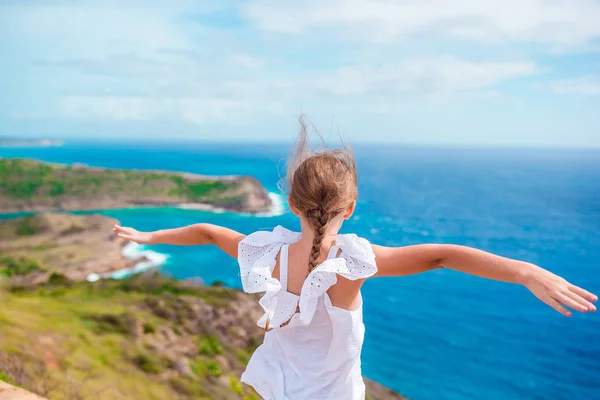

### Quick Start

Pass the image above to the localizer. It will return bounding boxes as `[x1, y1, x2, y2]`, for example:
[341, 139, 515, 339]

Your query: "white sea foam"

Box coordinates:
[177, 191, 286, 217]
[86, 273, 101, 282]
[112, 242, 169, 279]
[255, 192, 286, 217]
[177, 203, 227, 213]
[85, 242, 169, 282]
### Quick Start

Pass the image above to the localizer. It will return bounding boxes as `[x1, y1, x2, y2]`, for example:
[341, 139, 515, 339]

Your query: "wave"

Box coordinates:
[255, 191, 287, 217]
[176, 203, 227, 213]
[177, 191, 286, 218]
[86, 242, 170, 282]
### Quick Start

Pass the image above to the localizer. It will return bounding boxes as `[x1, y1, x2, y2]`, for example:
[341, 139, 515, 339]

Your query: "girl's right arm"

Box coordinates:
[372, 243, 597, 316]
[113, 224, 245, 258]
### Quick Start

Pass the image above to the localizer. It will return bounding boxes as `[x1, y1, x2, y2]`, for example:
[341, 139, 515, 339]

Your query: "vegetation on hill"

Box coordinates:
[0, 273, 263, 400]
[0, 254, 45, 277]
[0, 273, 404, 400]
[0, 158, 271, 213]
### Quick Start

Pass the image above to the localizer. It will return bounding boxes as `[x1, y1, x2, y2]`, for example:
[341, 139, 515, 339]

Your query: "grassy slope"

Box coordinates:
[0, 276, 261, 400]
[0, 276, 406, 400]
[0, 159, 261, 211]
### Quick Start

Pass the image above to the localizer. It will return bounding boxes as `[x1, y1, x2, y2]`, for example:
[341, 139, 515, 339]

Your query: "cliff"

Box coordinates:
[0, 213, 139, 281]
[0, 159, 272, 214]
[0, 213, 407, 400]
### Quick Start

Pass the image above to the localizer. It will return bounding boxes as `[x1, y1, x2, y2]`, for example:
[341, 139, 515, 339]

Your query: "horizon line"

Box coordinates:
[2, 137, 600, 151]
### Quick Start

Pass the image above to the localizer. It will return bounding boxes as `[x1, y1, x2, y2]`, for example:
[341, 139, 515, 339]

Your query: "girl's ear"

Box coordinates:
[288, 196, 300, 216]
[343, 200, 356, 220]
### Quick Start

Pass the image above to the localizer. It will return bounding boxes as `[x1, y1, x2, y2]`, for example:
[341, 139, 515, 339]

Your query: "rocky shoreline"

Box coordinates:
[0, 213, 143, 282]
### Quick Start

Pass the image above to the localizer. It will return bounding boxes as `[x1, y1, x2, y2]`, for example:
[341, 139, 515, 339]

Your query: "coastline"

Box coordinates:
[0, 190, 286, 284]
[83, 191, 285, 282]
[178, 191, 287, 216]
[86, 242, 170, 282]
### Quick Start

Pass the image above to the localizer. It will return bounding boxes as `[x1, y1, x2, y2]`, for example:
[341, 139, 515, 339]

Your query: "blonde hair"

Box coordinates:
[283, 115, 358, 273]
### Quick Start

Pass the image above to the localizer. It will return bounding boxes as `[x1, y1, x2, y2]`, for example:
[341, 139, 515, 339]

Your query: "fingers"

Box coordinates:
[568, 284, 598, 303]
[113, 225, 134, 235]
[555, 293, 588, 313]
[564, 290, 596, 312]
[547, 298, 572, 317]
[117, 233, 136, 242]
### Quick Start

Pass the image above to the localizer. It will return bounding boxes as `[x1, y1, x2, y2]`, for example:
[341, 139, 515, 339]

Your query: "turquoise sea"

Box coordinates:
[2, 141, 599, 400]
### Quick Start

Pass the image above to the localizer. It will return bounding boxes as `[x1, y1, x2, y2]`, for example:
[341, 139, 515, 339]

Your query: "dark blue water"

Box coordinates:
[2, 142, 599, 400]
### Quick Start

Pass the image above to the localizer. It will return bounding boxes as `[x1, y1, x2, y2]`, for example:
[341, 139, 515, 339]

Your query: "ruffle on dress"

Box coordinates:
[238, 226, 377, 330]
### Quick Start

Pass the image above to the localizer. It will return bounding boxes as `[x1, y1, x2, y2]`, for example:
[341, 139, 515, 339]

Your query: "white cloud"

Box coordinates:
[315, 57, 539, 96]
[243, 0, 600, 46]
[231, 54, 265, 68]
[553, 76, 600, 95]
[177, 98, 247, 124]
[56, 56, 538, 124]
[63, 96, 159, 121]
[1, 0, 222, 60]
[61, 95, 251, 124]
[60, 90, 288, 125]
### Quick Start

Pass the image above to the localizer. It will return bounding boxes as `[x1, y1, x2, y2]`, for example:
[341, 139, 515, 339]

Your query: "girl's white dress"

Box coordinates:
[237, 226, 378, 400]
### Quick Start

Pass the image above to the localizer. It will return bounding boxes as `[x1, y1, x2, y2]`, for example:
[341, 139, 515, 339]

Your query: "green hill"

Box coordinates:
[0, 159, 271, 213]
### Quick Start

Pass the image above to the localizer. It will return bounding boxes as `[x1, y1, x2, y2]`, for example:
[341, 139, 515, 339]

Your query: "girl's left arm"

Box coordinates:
[372, 244, 597, 316]
[113, 224, 245, 258]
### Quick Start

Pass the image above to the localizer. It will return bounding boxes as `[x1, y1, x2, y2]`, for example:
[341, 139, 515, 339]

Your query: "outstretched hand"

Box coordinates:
[525, 268, 597, 317]
[113, 225, 155, 245]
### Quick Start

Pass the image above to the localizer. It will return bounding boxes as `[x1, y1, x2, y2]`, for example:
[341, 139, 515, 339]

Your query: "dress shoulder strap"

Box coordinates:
[279, 244, 289, 292]
[326, 245, 341, 260]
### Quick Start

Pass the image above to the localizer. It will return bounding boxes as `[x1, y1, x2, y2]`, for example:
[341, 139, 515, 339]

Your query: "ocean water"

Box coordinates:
[2, 141, 599, 400]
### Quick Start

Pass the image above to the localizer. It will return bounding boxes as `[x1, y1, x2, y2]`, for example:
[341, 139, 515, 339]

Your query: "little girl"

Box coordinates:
[114, 122, 597, 400]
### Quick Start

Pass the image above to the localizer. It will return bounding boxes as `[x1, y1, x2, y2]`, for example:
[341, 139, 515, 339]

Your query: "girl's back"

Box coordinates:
[238, 226, 377, 399]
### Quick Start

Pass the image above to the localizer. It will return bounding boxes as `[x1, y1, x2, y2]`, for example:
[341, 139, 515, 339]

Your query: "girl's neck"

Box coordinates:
[297, 218, 340, 250]
[297, 230, 337, 250]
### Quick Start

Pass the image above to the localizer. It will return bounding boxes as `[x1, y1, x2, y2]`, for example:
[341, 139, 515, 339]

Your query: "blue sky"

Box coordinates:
[1, 0, 599, 147]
